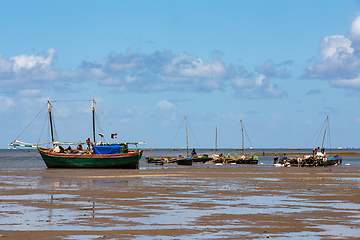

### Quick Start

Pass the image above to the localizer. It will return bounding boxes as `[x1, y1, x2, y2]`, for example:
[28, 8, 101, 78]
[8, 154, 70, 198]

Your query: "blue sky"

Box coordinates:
[1, 0, 360, 149]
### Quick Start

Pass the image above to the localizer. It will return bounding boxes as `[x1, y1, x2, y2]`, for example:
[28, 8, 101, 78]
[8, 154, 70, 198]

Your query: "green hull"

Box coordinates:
[38, 147, 142, 169]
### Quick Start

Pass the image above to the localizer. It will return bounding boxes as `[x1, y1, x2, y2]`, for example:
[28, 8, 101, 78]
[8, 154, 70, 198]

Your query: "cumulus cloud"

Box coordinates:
[255, 60, 292, 79]
[0, 49, 59, 91]
[229, 62, 287, 98]
[74, 49, 286, 97]
[303, 15, 360, 90]
[1, 48, 287, 99]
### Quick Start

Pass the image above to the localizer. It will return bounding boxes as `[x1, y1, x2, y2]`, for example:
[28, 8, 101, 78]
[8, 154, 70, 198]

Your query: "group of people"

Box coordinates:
[60, 138, 92, 153]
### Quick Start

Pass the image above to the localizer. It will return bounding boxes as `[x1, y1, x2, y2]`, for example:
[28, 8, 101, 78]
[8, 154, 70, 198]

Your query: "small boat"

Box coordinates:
[10, 99, 144, 169]
[326, 154, 342, 165]
[192, 154, 213, 163]
[273, 117, 342, 167]
[236, 155, 258, 164]
[233, 120, 258, 165]
[146, 156, 176, 164]
[177, 156, 193, 166]
[305, 116, 341, 167]
[174, 116, 194, 166]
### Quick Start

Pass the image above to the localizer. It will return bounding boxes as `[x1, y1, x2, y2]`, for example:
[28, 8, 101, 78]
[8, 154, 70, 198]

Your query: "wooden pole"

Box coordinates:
[185, 116, 188, 156]
[92, 99, 96, 144]
[321, 116, 328, 150]
[47, 101, 55, 148]
[240, 120, 244, 155]
[215, 125, 217, 154]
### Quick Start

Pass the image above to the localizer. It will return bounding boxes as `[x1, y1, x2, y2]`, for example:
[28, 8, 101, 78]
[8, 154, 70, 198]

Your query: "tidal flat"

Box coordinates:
[0, 161, 359, 239]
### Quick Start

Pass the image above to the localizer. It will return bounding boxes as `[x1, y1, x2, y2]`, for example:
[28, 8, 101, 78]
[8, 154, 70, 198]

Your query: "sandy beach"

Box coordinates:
[0, 161, 359, 239]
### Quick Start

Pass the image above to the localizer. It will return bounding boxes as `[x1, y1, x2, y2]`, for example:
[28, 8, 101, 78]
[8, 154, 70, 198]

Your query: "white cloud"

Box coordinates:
[1, 48, 287, 99]
[303, 15, 360, 90]
[0, 49, 59, 90]
[255, 60, 292, 78]
[255, 74, 265, 86]
[164, 54, 226, 79]
[156, 100, 176, 110]
[320, 35, 353, 60]
[0, 96, 15, 112]
[349, 16, 360, 44]
[330, 76, 360, 88]
[11, 48, 56, 72]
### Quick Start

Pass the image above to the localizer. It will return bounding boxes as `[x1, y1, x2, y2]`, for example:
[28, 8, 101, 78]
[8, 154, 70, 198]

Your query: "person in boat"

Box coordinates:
[191, 148, 197, 156]
[321, 147, 325, 154]
[66, 146, 74, 153]
[86, 138, 91, 149]
[77, 144, 83, 150]
[279, 154, 287, 163]
[313, 147, 319, 156]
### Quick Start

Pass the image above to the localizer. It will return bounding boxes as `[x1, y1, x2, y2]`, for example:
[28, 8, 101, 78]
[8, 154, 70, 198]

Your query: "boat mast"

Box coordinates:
[321, 116, 328, 150]
[240, 120, 244, 155]
[215, 125, 217, 154]
[92, 99, 96, 144]
[185, 116, 188, 156]
[47, 100, 55, 147]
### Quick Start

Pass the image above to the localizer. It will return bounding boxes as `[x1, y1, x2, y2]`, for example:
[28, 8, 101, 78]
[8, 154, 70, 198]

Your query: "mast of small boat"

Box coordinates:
[321, 116, 328, 150]
[240, 120, 244, 155]
[185, 116, 188, 156]
[215, 125, 217, 154]
[92, 99, 96, 144]
[47, 100, 55, 148]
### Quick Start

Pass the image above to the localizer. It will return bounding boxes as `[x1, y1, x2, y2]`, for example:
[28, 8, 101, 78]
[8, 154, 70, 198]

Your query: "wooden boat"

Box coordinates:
[174, 116, 194, 166]
[38, 145, 141, 168]
[177, 156, 193, 166]
[10, 99, 144, 169]
[274, 116, 341, 167]
[236, 155, 258, 164]
[233, 120, 258, 164]
[307, 117, 341, 166]
[326, 155, 341, 165]
[192, 154, 213, 163]
[146, 156, 176, 164]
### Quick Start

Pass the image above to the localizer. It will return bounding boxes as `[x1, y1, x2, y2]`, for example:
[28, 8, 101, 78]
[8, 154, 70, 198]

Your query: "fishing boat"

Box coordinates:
[10, 99, 144, 169]
[235, 120, 258, 164]
[174, 116, 193, 166]
[274, 116, 341, 167]
[313, 116, 341, 166]
[177, 156, 193, 166]
[192, 154, 212, 163]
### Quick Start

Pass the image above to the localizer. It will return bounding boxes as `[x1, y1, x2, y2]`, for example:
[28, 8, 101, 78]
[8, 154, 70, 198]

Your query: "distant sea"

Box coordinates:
[1, 148, 360, 169]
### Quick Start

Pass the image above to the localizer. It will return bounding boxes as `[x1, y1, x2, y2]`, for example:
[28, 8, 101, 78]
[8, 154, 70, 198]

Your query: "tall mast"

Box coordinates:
[185, 116, 188, 156]
[92, 99, 96, 144]
[240, 120, 244, 155]
[215, 125, 217, 154]
[321, 116, 328, 150]
[47, 101, 55, 147]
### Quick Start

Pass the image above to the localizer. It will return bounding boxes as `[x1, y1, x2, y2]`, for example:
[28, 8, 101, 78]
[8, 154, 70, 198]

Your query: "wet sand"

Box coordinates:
[0, 164, 359, 239]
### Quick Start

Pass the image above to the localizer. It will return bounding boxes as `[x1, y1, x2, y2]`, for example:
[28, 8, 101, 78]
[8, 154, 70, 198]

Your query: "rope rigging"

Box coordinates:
[169, 117, 201, 149]
[304, 117, 330, 149]
[11, 99, 143, 148]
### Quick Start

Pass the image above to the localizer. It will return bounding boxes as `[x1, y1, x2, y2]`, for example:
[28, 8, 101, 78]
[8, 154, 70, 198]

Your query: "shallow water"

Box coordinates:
[0, 149, 360, 239]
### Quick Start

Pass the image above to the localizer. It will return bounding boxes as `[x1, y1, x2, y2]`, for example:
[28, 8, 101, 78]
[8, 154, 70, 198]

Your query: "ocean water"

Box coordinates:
[1, 148, 360, 169]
